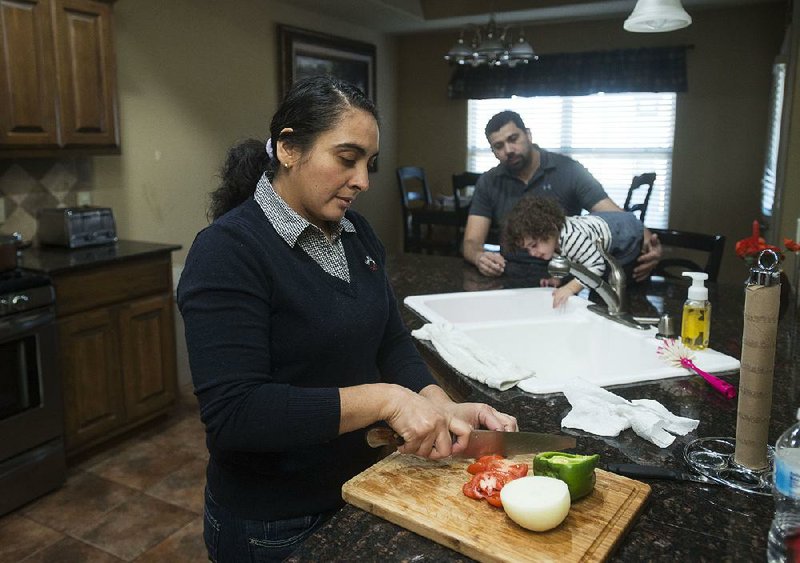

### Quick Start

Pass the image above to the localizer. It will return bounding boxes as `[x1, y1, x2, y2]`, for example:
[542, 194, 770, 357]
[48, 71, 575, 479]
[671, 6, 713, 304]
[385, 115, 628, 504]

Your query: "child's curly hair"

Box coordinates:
[502, 196, 565, 252]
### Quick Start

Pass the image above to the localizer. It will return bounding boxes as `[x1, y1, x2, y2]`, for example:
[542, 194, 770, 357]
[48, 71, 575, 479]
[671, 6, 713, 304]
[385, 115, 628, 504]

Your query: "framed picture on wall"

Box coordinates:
[278, 25, 376, 102]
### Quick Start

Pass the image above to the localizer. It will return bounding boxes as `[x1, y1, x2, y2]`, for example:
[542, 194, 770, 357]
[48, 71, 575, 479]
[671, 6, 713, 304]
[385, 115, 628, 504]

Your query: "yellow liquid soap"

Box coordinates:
[682, 304, 711, 350]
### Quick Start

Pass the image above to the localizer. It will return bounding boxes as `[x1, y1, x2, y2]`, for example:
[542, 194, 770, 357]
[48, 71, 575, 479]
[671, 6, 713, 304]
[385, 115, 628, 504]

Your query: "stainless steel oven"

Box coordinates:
[0, 270, 65, 517]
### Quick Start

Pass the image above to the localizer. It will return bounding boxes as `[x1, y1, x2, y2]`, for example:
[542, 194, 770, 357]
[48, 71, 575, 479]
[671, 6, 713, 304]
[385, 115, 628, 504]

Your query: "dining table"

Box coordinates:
[408, 196, 471, 255]
[287, 252, 799, 562]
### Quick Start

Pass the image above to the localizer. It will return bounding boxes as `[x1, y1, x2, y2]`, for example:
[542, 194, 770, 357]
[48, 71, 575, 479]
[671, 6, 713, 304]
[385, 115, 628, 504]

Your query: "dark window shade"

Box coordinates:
[449, 46, 689, 100]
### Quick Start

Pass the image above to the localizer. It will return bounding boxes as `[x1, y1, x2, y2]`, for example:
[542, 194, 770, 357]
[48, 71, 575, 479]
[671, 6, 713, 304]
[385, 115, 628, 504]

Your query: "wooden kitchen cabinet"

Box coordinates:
[0, 0, 118, 154]
[59, 305, 124, 448]
[118, 293, 177, 423]
[54, 253, 177, 456]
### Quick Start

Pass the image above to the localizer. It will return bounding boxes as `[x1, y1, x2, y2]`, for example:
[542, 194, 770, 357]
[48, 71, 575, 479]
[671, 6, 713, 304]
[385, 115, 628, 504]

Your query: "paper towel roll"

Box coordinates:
[734, 282, 780, 470]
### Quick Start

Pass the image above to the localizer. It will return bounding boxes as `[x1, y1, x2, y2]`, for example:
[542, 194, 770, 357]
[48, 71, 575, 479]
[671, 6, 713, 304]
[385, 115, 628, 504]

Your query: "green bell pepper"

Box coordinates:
[533, 452, 600, 501]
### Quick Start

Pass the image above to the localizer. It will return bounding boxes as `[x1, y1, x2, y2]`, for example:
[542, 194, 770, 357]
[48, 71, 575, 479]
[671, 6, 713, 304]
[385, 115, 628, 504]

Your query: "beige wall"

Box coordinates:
[90, 0, 400, 267]
[396, 4, 786, 285]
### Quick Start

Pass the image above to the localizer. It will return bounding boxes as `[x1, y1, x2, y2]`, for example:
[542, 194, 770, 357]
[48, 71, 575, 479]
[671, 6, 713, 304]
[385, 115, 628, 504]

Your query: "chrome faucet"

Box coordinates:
[547, 239, 649, 330]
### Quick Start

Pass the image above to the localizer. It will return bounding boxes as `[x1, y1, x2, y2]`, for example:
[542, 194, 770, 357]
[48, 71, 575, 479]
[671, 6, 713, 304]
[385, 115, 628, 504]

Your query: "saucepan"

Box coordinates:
[0, 232, 24, 273]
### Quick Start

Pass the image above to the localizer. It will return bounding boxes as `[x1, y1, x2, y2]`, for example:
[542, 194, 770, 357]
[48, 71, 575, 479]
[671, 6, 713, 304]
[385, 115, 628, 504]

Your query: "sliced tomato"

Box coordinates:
[477, 454, 505, 463]
[467, 454, 507, 475]
[462, 457, 529, 507]
[485, 493, 504, 508]
[466, 470, 509, 497]
[464, 470, 502, 499]
[462, 477, 484, 499]
[479, 470, 509, 496]
[506, 463, 529, 479]
[475, 470, 509, 508]
[466, 463, 482, 475]
[467, 456, 529, 478]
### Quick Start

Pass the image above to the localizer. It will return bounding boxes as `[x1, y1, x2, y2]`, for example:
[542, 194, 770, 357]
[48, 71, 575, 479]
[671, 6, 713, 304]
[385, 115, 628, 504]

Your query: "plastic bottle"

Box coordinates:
[681, 272, 711, 350]
[767, 409, 800, 562]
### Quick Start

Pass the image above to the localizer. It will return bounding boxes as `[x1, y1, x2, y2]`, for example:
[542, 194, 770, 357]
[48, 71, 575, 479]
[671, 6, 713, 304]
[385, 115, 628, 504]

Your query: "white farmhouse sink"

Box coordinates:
[404, 288, 740, 394]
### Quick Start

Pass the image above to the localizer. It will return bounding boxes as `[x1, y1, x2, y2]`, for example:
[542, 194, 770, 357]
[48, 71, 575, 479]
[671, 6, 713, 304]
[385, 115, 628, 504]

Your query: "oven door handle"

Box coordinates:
[0, 307, 55, 339]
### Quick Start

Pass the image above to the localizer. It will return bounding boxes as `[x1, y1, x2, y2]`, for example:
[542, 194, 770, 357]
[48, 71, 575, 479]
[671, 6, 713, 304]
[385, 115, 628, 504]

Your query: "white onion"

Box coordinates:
[499, 476, 571, 532]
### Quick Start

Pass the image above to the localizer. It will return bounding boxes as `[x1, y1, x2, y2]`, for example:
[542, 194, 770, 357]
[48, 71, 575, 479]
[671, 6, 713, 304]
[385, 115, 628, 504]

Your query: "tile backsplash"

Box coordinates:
[0, 158, 92, 241]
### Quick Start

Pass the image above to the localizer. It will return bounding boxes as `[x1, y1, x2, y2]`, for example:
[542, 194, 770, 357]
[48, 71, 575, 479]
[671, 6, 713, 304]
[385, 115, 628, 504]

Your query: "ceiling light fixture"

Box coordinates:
[624, 0, 692, 33]
[444, 14, 538, 67]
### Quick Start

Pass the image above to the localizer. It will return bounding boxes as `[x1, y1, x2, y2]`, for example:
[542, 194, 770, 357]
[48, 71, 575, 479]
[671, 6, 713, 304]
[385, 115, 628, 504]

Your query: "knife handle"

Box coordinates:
[605, 463, 683, 481]
[366, 427, 404, 448]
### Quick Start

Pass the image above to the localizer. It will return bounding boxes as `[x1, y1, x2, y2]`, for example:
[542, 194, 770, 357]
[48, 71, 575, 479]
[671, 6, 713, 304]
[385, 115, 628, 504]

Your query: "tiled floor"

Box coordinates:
[0, 387, 209, 563]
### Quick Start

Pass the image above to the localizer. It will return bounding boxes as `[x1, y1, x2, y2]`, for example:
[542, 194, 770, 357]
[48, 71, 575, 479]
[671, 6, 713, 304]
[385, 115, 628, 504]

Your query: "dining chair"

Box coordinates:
[396, 166, 455, 254]
[623, 172, 656, 224]
[451, 171, 481, 213]
[649, 228, 726, 282]
[450, 172, 481, 252]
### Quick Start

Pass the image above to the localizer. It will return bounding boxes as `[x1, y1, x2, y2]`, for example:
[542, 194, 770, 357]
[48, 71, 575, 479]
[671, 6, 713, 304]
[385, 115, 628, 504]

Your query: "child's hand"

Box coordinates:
[552, 286, 576, 309]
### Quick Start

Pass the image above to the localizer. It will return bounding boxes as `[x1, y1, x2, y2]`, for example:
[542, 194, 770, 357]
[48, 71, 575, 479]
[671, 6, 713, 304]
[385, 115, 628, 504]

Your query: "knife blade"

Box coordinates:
[366, 427, 576, 458]
[605, 462, 720, 485]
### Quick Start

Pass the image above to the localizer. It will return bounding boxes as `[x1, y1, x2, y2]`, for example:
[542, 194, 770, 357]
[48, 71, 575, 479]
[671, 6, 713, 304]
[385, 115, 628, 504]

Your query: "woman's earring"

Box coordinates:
[283, 162, 290, 169]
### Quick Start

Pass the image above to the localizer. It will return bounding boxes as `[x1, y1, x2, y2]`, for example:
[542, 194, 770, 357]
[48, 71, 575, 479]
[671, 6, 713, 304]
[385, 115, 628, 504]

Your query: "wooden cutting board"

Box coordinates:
[342, 452, 650, 563]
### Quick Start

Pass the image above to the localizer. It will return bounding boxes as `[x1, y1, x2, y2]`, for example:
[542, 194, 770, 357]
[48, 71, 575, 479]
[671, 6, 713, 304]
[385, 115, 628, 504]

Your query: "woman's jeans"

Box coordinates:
[203, 487, 334, 562]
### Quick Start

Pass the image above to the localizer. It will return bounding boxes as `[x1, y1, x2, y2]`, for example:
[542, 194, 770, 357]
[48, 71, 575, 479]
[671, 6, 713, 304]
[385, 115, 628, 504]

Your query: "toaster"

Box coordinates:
[37, 207, 118, 248]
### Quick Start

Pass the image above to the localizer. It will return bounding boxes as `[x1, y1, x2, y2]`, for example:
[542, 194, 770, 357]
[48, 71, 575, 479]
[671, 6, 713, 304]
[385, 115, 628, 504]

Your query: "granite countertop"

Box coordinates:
[288, 253, 800, 562]
[20, 240, 182, 274]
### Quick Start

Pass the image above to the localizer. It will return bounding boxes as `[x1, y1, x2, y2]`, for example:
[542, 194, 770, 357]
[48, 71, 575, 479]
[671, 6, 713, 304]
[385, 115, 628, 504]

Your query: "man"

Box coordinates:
[462, 110, 661, 280]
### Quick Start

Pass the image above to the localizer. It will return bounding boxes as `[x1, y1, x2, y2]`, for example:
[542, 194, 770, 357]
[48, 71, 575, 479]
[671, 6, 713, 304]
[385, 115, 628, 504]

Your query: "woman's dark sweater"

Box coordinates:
[177, 199, 434, 521]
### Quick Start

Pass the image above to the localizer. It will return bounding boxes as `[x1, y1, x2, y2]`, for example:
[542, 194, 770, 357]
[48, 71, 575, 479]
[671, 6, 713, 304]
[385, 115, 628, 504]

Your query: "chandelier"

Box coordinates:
[444, 15, 538, 68]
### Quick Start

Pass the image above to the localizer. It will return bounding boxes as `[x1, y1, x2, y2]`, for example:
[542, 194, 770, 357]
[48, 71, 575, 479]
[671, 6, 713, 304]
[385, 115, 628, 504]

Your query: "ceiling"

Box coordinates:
[281, 0, 784, 33]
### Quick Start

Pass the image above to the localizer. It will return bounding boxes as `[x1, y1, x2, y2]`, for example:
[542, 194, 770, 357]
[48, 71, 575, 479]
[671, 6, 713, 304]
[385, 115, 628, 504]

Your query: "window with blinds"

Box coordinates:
[760, 61, 786, 219]
[467, 93, 677, 228]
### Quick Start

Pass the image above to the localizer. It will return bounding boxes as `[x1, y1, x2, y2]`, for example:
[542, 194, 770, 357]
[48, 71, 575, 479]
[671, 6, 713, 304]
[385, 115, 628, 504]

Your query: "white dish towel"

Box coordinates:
[560, 378, 699, 448]
[411, 322, 534, 391]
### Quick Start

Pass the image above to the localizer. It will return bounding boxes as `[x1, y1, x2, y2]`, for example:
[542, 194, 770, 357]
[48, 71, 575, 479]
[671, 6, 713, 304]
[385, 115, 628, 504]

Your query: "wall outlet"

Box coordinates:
[0, 197, 5, 223]
[77, 191, 92, 207]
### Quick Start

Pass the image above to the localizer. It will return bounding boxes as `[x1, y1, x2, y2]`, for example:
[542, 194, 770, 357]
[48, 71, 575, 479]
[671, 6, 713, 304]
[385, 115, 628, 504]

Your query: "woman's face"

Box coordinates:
[276, 108, 379, 232]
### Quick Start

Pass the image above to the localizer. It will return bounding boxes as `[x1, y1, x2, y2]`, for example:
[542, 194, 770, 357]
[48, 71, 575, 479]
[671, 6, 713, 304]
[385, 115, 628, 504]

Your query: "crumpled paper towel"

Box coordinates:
[560, 378, 699, 448]
[411, 322, 534, 391]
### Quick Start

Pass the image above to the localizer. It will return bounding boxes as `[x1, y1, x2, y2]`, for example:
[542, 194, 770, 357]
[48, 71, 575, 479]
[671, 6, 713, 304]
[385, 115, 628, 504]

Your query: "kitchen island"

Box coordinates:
[288, 252, 798, 562]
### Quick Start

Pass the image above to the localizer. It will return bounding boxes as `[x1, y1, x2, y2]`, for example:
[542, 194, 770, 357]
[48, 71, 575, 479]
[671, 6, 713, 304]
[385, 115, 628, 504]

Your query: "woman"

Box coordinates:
[178, 76, 517, 562]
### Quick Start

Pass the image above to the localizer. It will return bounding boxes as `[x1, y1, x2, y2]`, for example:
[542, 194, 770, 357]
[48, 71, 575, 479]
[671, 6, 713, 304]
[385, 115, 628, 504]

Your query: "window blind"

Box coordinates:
[760, 62, 786, 218]
[467, 92, 677, 229]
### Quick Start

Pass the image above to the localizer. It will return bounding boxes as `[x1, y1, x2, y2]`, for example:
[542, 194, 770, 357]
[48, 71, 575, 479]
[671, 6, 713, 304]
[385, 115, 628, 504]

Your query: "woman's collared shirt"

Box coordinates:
[254, 173, 354, 282]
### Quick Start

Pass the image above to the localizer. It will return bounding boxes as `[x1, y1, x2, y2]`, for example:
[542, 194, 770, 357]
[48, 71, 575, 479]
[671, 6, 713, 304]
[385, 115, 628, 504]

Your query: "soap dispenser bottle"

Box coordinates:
[681, 272, 711, 350]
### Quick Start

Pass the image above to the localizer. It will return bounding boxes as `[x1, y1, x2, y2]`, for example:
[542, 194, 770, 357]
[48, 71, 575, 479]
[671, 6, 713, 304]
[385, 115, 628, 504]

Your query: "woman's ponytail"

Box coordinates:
[208, 139, 270, 221]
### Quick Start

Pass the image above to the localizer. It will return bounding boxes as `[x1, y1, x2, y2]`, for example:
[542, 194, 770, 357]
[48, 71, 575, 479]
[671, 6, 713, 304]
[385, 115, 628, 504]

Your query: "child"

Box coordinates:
[502, 195, 643, 308]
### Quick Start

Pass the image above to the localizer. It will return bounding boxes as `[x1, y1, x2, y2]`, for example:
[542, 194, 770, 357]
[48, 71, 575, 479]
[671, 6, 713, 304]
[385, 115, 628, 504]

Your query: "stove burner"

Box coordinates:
[0, 268, 51, 294]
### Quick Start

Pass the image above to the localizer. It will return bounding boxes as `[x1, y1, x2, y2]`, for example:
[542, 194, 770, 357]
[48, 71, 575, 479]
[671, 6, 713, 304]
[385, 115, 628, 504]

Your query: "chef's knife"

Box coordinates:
[366, 427, 576, 458]
[605, 462, 720, 486]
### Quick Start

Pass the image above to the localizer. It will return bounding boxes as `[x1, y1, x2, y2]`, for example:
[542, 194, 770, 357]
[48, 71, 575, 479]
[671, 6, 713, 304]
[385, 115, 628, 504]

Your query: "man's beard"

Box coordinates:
[504, 148, 530, 173]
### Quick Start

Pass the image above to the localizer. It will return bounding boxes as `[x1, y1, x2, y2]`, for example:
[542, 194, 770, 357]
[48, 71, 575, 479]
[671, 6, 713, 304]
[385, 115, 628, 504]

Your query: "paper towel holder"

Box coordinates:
[684, 437, 773, 496]
[747, 248, 781, 286]
[682, 248, 783, 496]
